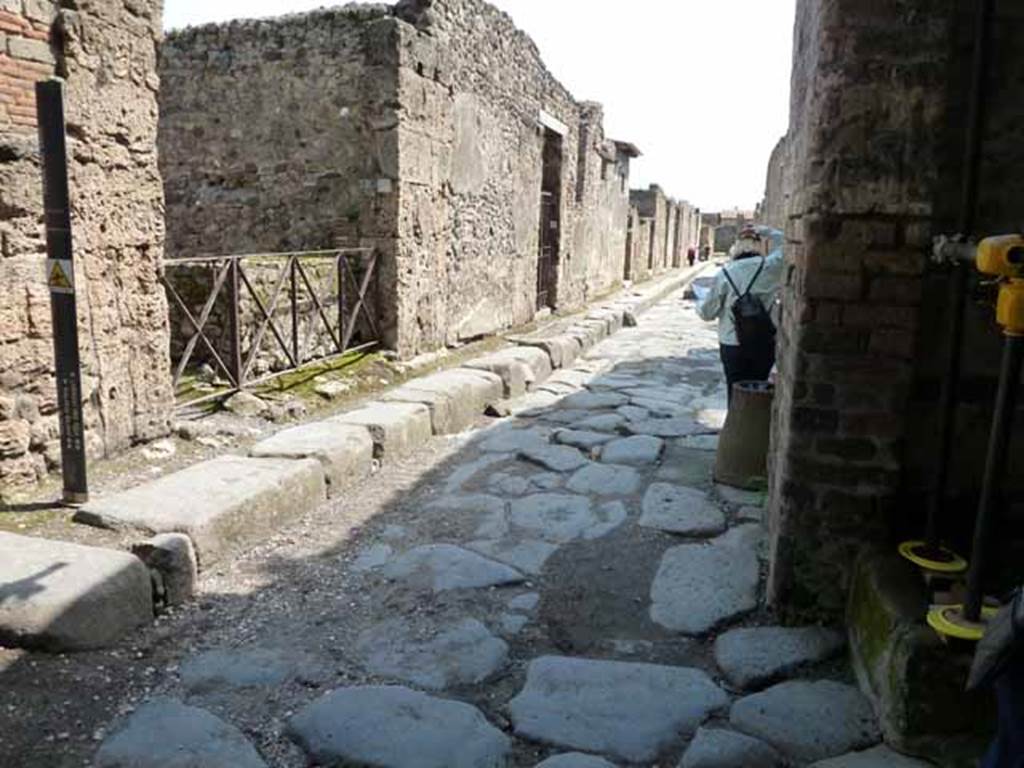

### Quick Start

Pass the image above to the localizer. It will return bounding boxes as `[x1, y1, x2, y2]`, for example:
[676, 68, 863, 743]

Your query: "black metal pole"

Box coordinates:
[926, 0, 995, 549]
[964, 334, 1024, 622]
[36, 80, 88, 504]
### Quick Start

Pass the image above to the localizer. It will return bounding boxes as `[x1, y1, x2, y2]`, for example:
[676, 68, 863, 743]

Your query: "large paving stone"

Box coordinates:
[639, 484, 725, 536]
[626, 417, 705, 438]
[600, 435, 664, 465]
[512, 336, 580, 369]
[0, 532, 152, 651]
[810, 745, 936, 767]
[95, 698, 266, 767]
[729, 680, 881, 763]
[333, 401, 432, 459]
[649, 527, 760, 634]
[554, 429, 615, 451]
[478, 426, 551, 453]
[250, 421, 372, 495]
[520, 443, 590, 472]
[381, 544, 524, 591]
[356, 618, 508, 690]
[678, 727, 783, 768]
[572, 413, 626, 433]
[509, 656, 728, 763]
[536, 753, 618, 768]
[562, 391, 629, 410]
[566, 463, 641, 496]
[181, 646, 322, 693]
[75, 455, 326, 566]
[509, 494, 626, 542]
[714, 626, 846, 690]
[288, 686, 510, 768]
[467, 539, 559, 575]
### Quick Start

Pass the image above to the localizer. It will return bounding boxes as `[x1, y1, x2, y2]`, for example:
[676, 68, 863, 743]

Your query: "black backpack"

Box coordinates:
[723, 257, 776, 348]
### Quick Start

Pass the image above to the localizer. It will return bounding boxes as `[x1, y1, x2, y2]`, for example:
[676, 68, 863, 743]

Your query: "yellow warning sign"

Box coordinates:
[47, 259, 74, 295]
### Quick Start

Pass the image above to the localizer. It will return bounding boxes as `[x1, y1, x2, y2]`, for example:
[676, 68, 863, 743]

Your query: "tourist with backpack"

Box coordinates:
[695, 229, 783, 404]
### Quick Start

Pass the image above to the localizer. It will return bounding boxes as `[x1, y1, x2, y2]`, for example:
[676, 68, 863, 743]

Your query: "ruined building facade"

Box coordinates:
[159, 0, 693, 359]
[624, 185, 701, 282]
[0, 0, 170, 494]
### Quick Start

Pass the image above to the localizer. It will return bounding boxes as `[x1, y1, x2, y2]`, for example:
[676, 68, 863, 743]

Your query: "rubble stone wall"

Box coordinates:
[766, 0, 1024, 620]
[760, 134, 790, 230]
[0, 0, 170, 496]
[628, 186, 670, 282]
[160, 0, 637, 359]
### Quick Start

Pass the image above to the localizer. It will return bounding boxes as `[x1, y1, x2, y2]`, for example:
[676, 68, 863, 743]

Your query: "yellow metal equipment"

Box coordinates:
[927, 234, 1024, 642]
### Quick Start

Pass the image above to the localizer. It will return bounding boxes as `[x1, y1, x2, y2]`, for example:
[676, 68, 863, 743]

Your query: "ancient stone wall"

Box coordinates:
[628, 185, 670, 282]
[160, 0, 638, 359]
[0, 0, 170, 496]
[766, 0, 1024, 620]
[760, 134, 790, 230]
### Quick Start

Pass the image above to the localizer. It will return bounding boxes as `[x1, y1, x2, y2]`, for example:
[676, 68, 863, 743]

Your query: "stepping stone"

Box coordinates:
[467, 539, 559, 575]
[356, 618, 508, 690]
[250, 421, 372, 496]
[181, 647, 319, 693]
[566, 463, 641, 496]
[555, 429, 615, 451]
[600, 435, 664, 465]
[714, 626, 846, 690]
[520, 443, 590, 473]
[639, 484, 725, 536]
[288, 686, 510, 768]
[334, 402, 433, 459]
[679, 727, 783, 768]
[649, 528, 760, 633]
[729, 680, 880, 763]
[572, 413, 626, 433]
[0, 532, 152, 651]
[352, 543, 394, 572]
[380, 545, 524, 591]
[96, 698, 266, 767]
[509, 494, 625, 542]
[715, 484, 765, 507]
[626, 417, 704, 438]
[562, 391, 629, 410]
[509, 656, 728, 763]
[75, 455, 326, 566]
[537, 753, 619, 767]
[810, 745, 936, 767]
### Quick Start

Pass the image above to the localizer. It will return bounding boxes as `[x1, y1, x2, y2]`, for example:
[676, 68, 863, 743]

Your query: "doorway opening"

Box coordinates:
[536, 129, 563, 311]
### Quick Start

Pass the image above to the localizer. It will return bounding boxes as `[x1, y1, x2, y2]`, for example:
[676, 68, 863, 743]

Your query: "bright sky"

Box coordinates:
[163, 1, 796, 212]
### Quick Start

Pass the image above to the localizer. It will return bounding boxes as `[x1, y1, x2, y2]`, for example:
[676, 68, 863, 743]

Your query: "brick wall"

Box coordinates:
[0, 0, 170, 499]
[766, 0, 1024, 620]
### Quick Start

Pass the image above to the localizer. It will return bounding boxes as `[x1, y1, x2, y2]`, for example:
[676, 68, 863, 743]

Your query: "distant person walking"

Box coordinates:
[687, 246, 697, 267]
[695, 228, 782, 404]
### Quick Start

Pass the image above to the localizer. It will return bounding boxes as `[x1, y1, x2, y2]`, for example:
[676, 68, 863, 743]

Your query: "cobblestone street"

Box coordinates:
[2, 289, 922, 767]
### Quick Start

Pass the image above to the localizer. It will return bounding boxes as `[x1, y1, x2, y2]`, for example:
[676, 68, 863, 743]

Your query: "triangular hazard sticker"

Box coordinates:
[47, 259, 75, 294]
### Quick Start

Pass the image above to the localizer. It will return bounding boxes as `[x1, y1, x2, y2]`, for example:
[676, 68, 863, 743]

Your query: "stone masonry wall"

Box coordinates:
[0, 0, 170, 497]
[760, 134, 790, 230]
[767, 0, 1024, 620]
[628, 185, 670, 282]
[161, 0, 638, 359]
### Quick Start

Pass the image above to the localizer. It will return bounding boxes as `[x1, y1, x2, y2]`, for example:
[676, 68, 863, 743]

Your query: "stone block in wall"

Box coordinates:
[7, 35, 53, 64]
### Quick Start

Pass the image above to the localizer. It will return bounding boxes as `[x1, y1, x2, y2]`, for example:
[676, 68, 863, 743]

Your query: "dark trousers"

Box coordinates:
[982, 654, 1024, 768]
[721, 342, 775, 404]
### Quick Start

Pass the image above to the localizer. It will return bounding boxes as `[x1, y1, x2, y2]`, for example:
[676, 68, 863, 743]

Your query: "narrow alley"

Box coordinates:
[2, 288, 904, 767]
